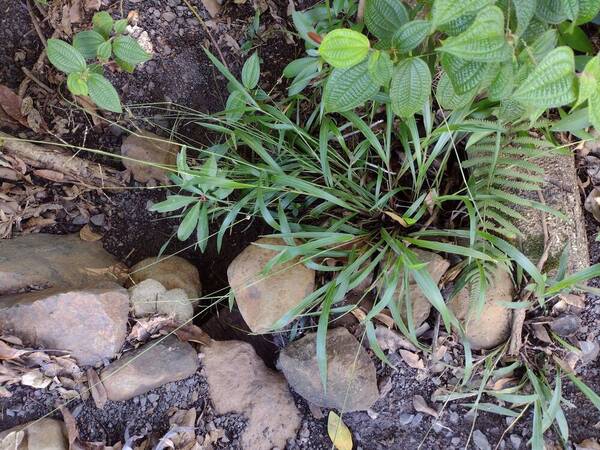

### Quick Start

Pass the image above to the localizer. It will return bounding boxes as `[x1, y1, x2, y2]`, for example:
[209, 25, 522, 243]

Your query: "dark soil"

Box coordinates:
[1, 0, 600, 448]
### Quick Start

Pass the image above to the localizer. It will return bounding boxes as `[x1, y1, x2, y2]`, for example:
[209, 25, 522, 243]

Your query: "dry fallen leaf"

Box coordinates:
[79, 224, 103, 242]
[87, 368, 107, 409]
[163, 323, 211, 345]
[0, 430, 25, 450]
[21, 369, 52, 389]
[327, 411, 353, 450]
[0, 85, 28, 126]
[412, 395, 438, 418]
[0, 340, 26, 360]
[399, 349, 425, 370]
[577, 439, 600, 450]
[375, 326, 416, 353]
[383, 210, 409, 227]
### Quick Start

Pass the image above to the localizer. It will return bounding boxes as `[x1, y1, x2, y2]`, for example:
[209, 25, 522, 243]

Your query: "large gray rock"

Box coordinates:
[0, 233, 121, 295]
[448, 267, 514, 350]
[0, 283, 129, 365]
[393, 249, 450, 327]
[0, 418, 67, 450]
[121, 130, 178, 183]
[278, 327, 379, 411]
[128, 256, 201, 299]
[101, 336, 198, 401]
[227, 237, 315, 333]
[203, 339, 301, 450]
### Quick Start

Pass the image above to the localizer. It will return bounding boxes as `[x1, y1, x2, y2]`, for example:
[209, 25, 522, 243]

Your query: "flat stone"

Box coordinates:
[278, 327, 379, 411]
[157, 288, 193, 323]
[0, 233, 122, 295]
[0, 418, 67, 449]
[516, 153, 589, 273]
[0, 283, 129, 365]
[101, 336, 198, 401]
[203, 339, 301, 450]
[448, 267, 513, 350]
[121, 130, 178, 183]
[387, 249, 449, 328]
[129, 278, 165, 316]
[227, 237, 315, 333]
[128, 256, 201, 299]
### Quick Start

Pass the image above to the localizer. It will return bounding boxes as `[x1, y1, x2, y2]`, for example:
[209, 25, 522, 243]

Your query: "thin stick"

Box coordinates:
[22, 67, 52, 93]
[26, 0, 47, 48]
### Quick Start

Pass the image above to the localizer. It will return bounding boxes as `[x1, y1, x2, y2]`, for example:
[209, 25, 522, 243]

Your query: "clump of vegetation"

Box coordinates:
[147, 0, 600, 444]
[47, 11, 151, 113]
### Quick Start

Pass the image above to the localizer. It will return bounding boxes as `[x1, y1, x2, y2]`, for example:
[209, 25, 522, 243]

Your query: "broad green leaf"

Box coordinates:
[225, 90, 246, 121]
[66, 72, 88, 96]
[93, 11, 114, 39]
[178, 202, 200, 241]
[327, 411, 353, 450]
[431, 0, 493, 27]
[115, 58, 135, 73]
[390, 57, 431, 118]
[367, 50, 393, 86]
[521, 17, 550, 43]
[319, 29, 370, 68]
[437, 7, 511, 62]
[87, 73, 122, 113]
[364, 0, 409, 41]
[590, 91, 600, 131]
[392, 20, 430, 53]
[435, 71, 475, 109]
[197, 203, 209, 252]
[73, 31, 105, 60]
[563, 0, 580, 21]
[575, 0, 600, 24]
[512, 46, 576, 108]
[437, 13, 476, 36]
[323, 60, 380, 112]
[518, 29, 558, 65]
[113, 18, 128, 34]
[112, 36, 151, 66]
[47, 39, 87, 74]
[513, 0, 537, 35]
[441, 53, 489, 94]
[488, 61, 515, 101]
[558, 23, 595, 53]
[575, 55, 600, 108]
[241, 52, 260, 89]
[97, 40, 112, 60]
[88, 64, 103, 75]
[535, 0, 567, 23]
[283, 57, 318, 78]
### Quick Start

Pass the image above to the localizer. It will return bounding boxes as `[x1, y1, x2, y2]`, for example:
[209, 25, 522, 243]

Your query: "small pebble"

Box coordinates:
[510, 434, 522, 449]
[162, 12, 177, 22]
[473, 430, 491, 450]
[550, 314, 580, 336]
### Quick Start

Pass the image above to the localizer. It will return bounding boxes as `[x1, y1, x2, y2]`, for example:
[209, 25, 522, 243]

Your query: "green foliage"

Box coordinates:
[390, 57, 431, 118]
[151, 0, 600, 440]
[46, 11, 150, 113]
[319, 29, 370, 68]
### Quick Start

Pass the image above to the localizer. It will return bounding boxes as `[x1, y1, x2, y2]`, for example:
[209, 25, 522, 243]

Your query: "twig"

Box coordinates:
[21, 67, 52, 93]
[508, 191, 550, 356]
[356, 0, 366, 22]
[26, 0, 47, 48]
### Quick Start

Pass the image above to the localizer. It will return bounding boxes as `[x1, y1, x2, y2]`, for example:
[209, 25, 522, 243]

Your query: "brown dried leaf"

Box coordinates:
[578, 439, 600, 449]
[79, 224, 103, 242]
[412, 394, 438, 418]
[0, 340, 26, 360]
[399, 349, 425, 370]
[0, 85, 27, 126]
[163, 323, 211, 345]
[533, 324, 552, 344]
[374, 326, 416, 353]
[59, 405, 80, 447]
[21, 369, 52, 389]
[33, 169, 66, 182]
[87, 368, 107, 409]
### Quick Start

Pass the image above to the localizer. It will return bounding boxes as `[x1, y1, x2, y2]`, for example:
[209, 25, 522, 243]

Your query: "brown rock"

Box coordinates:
[121, 130, 178, 183]
[393, 249, 450, 327]
[0, 418, 68, 449]
[227, 238, 315, 333]
[448, 268, 514, 350]
[278, 327, 379, 411]
[203, 340, 301, 450]
[0, 233, 122, 296]
[128, 256, 201, 299]
[0, 283, 129, 365]
[129, 278, 165, 316]
[101, 336, 198, 401]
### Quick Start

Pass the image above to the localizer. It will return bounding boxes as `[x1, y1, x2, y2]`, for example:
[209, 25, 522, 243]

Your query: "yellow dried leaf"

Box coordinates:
[383, 211, 408, 227]
[327, 411, 353, 450]
[79, 224, 103, 242]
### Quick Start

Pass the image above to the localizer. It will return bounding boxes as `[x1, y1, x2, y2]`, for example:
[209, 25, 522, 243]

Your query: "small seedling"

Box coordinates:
[47, 11, 151, 113]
